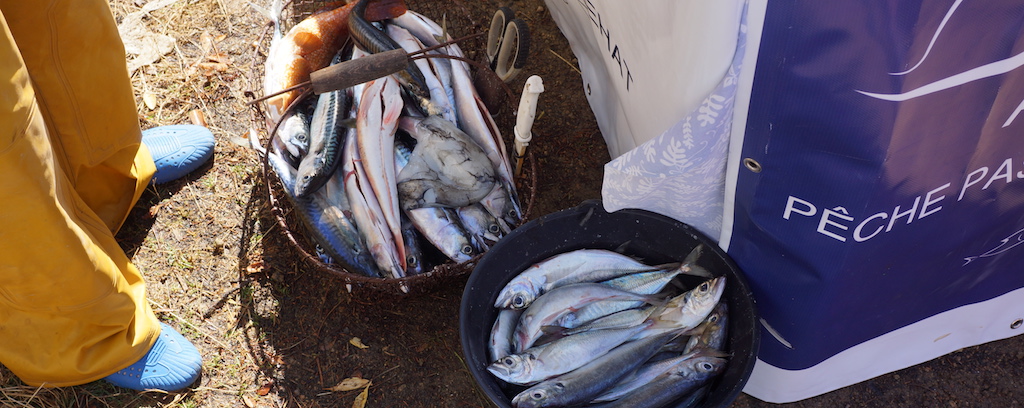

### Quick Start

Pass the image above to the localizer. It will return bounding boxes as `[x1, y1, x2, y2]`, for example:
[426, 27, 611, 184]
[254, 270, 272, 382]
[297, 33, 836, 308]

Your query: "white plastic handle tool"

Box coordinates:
[513, 75, 544, 177]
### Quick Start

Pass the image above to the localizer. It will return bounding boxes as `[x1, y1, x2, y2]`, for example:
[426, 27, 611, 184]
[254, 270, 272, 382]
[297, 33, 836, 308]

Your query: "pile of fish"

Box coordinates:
[487, 245, 731, 408]
[258, 0, 522, 282]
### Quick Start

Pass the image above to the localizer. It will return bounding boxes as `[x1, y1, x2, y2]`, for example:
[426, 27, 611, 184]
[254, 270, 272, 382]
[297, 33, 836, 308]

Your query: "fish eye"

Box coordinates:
[700, 362, 715, 370]
[461, 245, 474, 255]
[488, 224, 501, 234]
[531, 391, 545, 400]
[700, 282, 710, 292]
[502, 357, 515, 366]
[512, 295, 526, 308]
[708, 315, 719, 323]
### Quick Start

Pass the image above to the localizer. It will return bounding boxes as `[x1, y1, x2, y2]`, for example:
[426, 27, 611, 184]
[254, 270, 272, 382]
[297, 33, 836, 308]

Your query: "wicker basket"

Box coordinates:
[250, 2, 538, 296]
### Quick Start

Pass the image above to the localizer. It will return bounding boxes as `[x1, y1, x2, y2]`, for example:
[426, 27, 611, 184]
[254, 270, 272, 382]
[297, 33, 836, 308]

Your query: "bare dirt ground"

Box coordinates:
[1, 0, 1022, 407]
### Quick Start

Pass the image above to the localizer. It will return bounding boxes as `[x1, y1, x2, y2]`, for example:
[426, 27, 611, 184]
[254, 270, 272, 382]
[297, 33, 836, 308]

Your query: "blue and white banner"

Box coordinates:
[722, 0, 1024, 402]
[548, 0, 1024, 403]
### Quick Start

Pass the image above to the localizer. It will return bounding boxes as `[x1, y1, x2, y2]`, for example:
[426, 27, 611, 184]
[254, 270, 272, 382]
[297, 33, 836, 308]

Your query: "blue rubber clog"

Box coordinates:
[141, 125, 215, 184]
[103, 322, 203, 392]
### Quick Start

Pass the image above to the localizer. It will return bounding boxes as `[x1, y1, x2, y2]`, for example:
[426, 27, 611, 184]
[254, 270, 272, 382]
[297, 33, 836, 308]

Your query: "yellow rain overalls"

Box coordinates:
[0, 0, 161, 387]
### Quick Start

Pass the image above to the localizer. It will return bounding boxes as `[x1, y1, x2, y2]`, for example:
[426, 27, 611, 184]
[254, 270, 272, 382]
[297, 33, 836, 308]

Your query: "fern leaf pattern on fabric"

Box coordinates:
[602, 17, 747, 239]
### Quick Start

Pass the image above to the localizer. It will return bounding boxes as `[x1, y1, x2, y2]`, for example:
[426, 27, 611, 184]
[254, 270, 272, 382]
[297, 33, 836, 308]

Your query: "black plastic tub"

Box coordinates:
[460, 200, 759, 407]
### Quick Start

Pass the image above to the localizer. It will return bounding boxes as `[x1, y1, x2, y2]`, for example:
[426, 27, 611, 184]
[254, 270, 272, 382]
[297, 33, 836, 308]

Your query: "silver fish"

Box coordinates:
[601, 264, 700, 294]
[480, 183, 520, 228]
[396, 115, 497, 210]
[356, 74, 407, 270]
[490, 321, 651, 386]
[685, 302, 728, 353]
[273, 99, 313, 167]
[495, 249, 680, 310]
[294, 83, 348, 198]
[456, 203, 505, 251]
[556, 267, 691, 329]
[342, 123, 405, 278]
[514, 283, 660, 352]
[405, 207, 477, 263]
[644, 277, 727, 338]
[386, 24, 456, 123]
[600, 352, 728, 408]
[446, 31, 516, 187]
[400, 214, 426, 275]
[511, 330, 685, 408]
[389, 11, 457, 103]
[489, 308, 522, 363]
[554, 306, 659, 338]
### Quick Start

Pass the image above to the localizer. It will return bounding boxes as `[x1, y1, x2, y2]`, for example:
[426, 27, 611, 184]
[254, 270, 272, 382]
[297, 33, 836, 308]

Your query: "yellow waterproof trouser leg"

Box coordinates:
[0, 0, 161, 387]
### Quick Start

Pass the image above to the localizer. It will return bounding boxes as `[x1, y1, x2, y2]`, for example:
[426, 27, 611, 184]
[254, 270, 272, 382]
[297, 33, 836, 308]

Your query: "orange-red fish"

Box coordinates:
[263, 0, 407, 123]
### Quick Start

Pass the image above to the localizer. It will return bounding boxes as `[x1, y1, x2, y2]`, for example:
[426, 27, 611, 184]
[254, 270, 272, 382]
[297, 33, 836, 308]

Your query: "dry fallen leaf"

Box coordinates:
[350, 337, 369, 349]
[415, 342, 430, 353]
[256, 381, 273, 396]
[327, 377, 370, 392]
[189, 109, 207, 127]
[207, 52, 233, 64]
[199, 31, 214, 55]
[142, 91, 158, 110]
[352, 382, 370, 408]
[246, 261, 264, 275]
[198, 61, 230, 76]
[242, 394, 256, 408]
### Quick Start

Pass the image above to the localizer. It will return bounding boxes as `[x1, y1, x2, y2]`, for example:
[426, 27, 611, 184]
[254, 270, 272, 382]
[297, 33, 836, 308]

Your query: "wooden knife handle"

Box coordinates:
[309, 49, 410, 94]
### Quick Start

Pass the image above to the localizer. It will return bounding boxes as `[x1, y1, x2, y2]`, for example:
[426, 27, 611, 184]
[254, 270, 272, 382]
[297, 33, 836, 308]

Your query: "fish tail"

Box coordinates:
[683, 244, 704, 265]
[270, 0, 283, 39]
[250, 0, 282, 40]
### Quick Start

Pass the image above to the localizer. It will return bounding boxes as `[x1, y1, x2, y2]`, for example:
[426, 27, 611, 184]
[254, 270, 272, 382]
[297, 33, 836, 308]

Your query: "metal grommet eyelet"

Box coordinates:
[743, 158, 762, 173]
[1011, 318, 1023, 329]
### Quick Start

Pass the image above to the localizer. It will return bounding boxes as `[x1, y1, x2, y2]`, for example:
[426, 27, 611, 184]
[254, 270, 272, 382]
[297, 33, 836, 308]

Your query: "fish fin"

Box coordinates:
[644, 295, 699, 333]
[660, 333, 694, 353]
[683, 244, 704, 265]
[249, 126, 267, 155]
[639, 296, 675, 331]
[681, 264, 714, 279]
[250, 1, 280, 39]
[432, 13, 448, 44]
[538, 324, 564, 334]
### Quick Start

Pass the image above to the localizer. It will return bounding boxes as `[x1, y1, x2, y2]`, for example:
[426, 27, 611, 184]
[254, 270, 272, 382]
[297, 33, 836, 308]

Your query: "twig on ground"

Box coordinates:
[548, 48, 582, 75]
